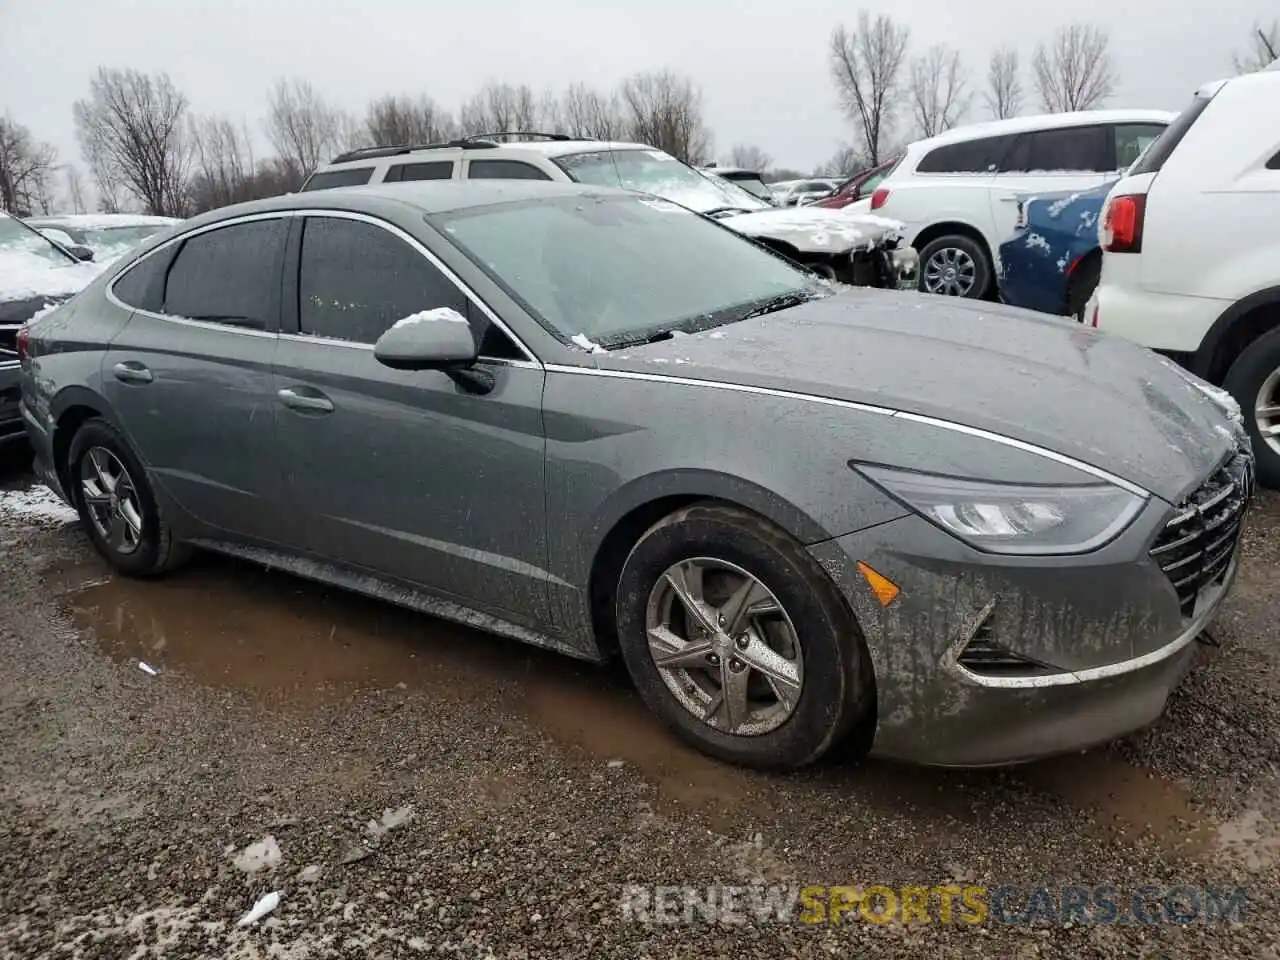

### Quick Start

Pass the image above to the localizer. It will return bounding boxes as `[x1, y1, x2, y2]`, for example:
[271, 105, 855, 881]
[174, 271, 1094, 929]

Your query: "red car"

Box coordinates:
[809, 156, 902, 210]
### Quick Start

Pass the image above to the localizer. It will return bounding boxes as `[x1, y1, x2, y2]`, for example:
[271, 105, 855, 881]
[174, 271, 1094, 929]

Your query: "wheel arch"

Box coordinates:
[912, 220, 992, 261]
[1191, 287, 1280, 384]
[49, 388, 121, 494]
[582, 471, 832, 658]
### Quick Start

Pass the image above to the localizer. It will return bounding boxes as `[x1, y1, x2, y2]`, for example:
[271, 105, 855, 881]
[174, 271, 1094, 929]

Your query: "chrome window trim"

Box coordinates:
[541, 363, 1149, 498]
[104, 208, 541, 367]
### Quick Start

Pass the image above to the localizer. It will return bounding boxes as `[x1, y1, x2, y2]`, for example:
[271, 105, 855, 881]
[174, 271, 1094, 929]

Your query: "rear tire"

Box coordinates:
[918, 234, 991, 299]
[1222, 327, 1280, 490]
[1064, 254, 1101, 323]
[67, 418, 189, 577]
[613, 502, 873, 770]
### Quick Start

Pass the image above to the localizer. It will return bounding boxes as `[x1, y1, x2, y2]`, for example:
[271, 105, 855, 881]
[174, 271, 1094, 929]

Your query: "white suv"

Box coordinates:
[302, 135, 918, 289]
[1093, 68, 1280, 487]
[859, 110, 1173, 298]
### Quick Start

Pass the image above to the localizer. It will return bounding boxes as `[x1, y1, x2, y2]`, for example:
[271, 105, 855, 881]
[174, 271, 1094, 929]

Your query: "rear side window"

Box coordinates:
[1003, 126, 1109, 173]
[301, 167, 375, 192]
[297, 217, 471, 344]
[468, 159, 552, 181]
[1267, 150, 1280, 170]
[1114, 124, 1168, 170]
[386, 161, 454, 182]
[1129, 95, 1213, 176]
[163, 220, 284, 330]
[917, 135, 1014, 173]
[112, 252, 169, 312]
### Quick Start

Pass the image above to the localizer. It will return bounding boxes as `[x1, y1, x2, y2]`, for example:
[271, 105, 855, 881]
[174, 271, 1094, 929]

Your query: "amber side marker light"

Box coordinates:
[855, 561, 900, 607]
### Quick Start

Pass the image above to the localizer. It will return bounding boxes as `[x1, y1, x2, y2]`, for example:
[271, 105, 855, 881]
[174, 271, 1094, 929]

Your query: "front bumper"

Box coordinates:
[886, 244, 919, 290]
[0, 361, 22, 446]
[810, 497, 1244, 767]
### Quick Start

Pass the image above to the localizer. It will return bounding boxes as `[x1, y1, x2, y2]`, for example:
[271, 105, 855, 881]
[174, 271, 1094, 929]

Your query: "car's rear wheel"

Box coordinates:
[1064, 254, 1101, 323]
[614, 502, 872, 770]
[68, 418, 188, 577]
[918, 235, 991, 299]
[1224, 328, 1280, 489]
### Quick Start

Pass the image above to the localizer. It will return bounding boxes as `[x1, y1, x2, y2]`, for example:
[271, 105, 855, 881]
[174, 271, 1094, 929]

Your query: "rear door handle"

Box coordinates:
[277, 387, 334, 413]
[112, 361, 153, 384]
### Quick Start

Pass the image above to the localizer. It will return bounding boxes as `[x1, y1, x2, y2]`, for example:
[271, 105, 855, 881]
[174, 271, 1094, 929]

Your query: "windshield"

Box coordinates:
[553, 149, 770, 215]
[434, 194, 821, 347]
[0, 215, 76, 265]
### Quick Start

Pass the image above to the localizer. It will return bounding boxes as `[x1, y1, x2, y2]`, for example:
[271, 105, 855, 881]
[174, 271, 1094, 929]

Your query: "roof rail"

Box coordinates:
[327, 138, 501, 165]
[462, 131, 589, 143]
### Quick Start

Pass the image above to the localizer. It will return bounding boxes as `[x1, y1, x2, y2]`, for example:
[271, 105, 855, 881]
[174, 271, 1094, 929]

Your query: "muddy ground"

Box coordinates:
[1, 446, 1279, 959]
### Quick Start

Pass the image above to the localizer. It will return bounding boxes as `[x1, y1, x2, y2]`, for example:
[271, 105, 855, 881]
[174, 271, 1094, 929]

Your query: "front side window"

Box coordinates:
[163, 219, 284, 329]
[434, 194, 820, 347]
[1113, 123, 1169, 170]
[468, 159, 552, 181]
[1016, 125, 1110, 173]
[300, 167, 375, 192]
[297, 217, 471, 345]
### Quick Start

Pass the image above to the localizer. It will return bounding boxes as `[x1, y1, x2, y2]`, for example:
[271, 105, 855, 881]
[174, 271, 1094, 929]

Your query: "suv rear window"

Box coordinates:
[917, 135, 1015, 174]
[386, 161, 454, 182]
[301, 167, 375, 192]
[1128, 95, 1213, 176]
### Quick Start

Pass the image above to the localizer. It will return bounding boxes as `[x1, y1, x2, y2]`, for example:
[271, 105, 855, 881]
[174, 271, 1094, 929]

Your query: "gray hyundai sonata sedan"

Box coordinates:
[16, 182, 1255, 769]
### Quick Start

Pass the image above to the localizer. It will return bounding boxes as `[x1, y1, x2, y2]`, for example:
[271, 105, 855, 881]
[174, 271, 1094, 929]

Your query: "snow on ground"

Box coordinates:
[0, 486, 78, 525]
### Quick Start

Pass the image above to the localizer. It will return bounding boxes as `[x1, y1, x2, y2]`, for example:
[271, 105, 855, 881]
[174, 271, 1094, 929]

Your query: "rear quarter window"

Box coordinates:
[1128, 96, 1213, 176]
[300, 167, 376, 192]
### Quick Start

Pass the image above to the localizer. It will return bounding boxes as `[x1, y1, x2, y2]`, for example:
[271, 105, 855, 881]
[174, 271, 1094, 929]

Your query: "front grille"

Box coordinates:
[1150, 455, 1252, 618]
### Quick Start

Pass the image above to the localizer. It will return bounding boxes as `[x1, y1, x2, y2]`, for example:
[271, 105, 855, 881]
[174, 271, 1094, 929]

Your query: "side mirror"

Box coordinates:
[373, 309, 478, 371]
[69, 245, 95, 262]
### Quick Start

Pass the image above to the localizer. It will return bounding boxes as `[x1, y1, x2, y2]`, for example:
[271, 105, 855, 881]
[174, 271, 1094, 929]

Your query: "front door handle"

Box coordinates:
[112, 361, 153, 384]
[277, 387, 334, 413]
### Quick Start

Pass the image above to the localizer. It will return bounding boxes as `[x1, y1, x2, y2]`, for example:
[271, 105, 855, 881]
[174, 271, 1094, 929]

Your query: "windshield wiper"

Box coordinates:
[600, 328, 678, 349]
[738, 290, 819, 321]
[701, 206, 755, 219]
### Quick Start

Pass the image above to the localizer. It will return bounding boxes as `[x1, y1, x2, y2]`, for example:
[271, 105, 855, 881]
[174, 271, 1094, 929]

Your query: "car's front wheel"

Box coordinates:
[1223, 327, 1280, 489]
[918, 235, 991, 299]
[67, 418, 188, 577]
[614, 503, 872, 770]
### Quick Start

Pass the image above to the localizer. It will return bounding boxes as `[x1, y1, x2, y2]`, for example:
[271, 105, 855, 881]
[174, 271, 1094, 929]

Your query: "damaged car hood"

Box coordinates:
[595, 288, 1236, 504]
[717, 207, 903, 255]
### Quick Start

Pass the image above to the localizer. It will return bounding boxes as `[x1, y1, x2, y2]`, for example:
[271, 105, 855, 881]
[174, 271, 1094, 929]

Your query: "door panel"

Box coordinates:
[273, 345, 551, 625]
[102, 216, 287, 541]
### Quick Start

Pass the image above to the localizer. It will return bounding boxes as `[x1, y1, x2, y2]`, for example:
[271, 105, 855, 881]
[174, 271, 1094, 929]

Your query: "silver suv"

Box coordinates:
[302, 133, 917, 289]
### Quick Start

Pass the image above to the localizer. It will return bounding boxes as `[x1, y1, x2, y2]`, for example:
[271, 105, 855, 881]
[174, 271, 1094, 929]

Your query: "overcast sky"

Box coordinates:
[1, 0, 1273, 191]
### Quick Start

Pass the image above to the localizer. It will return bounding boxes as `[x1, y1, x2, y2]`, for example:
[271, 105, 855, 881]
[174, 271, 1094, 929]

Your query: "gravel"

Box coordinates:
[2, 455, 1279, 958]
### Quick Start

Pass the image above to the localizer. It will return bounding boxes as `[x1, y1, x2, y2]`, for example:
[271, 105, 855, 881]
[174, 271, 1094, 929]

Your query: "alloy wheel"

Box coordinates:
[1257, 367, 1280, 456]
[923, 247, 977, 296]
[644, 557, 803, 736]
[79, 447, 144, 555]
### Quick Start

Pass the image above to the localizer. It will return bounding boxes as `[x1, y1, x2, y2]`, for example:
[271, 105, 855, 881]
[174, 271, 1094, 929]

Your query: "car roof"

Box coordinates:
[906, 109, 1177, 153]
[319, 139, 655, 170]
[27, 214, 180, 228]
[176, 180, 633, 230]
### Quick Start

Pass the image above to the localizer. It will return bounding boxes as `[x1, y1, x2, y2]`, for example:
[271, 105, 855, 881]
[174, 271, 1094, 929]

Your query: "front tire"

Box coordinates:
[614, 503, 873, 770]
[67, 418, 188, 577]
[1223, 327, 1280, 489]
[918, 234, 991, 299]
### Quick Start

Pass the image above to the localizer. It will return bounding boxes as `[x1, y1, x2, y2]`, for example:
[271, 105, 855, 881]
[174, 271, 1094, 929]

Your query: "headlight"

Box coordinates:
[859, 465, 1146, 555]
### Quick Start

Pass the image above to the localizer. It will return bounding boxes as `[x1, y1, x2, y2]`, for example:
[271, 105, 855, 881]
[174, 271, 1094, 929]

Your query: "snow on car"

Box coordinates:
[26, 214, 181, 266]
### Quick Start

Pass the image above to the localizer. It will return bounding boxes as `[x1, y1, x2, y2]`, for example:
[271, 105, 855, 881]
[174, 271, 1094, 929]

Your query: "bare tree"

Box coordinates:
[264, 79, 354, 187]
[365, 94, 456, 145]
[188, 115, 256, 212]
[65, 165, 87, 214]
[72, 69, 191, 216]
[910, 45, 971, 137]
[0, 115, 58, 215]
[829, 13, 910, 165]
[726, 143, 772, 171]
[556, 83, 626, 139]
[812, 144, 866, 177]
[1032, 24, 1116, 112]
[458, 82, 539, 136]
[985, 47, 1023, 119]
[1234, 21, 1279, 73]
[619, 71, 712, 163]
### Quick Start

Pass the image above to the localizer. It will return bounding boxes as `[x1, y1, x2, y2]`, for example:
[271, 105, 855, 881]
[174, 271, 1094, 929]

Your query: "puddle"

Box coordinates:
[1018, 752, 1215, 858]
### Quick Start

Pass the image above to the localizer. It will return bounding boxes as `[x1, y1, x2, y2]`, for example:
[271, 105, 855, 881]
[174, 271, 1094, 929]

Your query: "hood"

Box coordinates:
[1, 249, 102, 304]
[717, 208, 904, 255]
[596, 289, 1234, 503]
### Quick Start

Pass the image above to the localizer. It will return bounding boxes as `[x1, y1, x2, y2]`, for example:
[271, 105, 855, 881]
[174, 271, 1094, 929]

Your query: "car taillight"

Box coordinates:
[15, 326, 30, 360]
[1102, 194, 1145, 253]
[870, 187, 890, 211]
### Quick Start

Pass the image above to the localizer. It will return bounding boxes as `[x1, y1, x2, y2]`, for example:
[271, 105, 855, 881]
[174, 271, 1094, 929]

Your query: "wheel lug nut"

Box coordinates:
[735, 635, 748, 649]
[717, 615, 726, 627]
[729, 659, 745, 672]
[708, 654, 720, 665]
